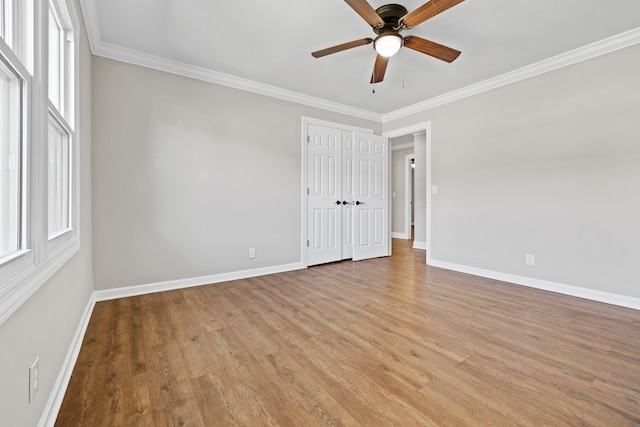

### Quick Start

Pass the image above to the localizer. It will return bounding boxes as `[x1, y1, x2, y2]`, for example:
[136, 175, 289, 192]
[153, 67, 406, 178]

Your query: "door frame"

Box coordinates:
[383, 122, 432, 264]
[301, 117, 373, 268]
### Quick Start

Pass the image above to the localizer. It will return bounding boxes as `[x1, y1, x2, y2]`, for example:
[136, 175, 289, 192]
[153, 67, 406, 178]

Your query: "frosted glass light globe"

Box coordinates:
[374, 34, 402, 57]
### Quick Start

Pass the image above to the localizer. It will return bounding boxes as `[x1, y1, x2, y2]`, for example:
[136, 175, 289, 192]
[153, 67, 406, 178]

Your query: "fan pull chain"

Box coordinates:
[402, 48, 406, 89]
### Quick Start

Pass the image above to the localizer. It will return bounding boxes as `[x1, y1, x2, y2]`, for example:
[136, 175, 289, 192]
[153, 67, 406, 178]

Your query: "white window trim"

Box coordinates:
[0, 0, 80, 326]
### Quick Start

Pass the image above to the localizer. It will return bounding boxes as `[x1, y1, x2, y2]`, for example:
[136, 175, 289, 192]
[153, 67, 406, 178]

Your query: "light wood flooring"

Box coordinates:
[56, 240, 640, 426]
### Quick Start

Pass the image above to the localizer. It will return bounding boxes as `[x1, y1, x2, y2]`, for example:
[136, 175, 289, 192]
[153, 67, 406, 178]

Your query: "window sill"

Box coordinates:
[0, 249, 32, 268]
[0, 238, 79, 326]
[49, 227, 74, 242]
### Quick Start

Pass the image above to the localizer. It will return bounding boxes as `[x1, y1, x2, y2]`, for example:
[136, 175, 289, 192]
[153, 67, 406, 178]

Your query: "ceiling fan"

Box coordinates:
[312, 0, 464, 84]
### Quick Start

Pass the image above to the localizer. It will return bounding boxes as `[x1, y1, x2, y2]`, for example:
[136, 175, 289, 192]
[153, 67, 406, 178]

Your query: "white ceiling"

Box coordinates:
[81, 0, 640, 118]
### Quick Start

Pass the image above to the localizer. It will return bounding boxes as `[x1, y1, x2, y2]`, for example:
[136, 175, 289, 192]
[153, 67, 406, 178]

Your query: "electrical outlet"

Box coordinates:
[249, 248, 256, 259]
[29, 357, 39, 403]
[525, 253, 535, 266]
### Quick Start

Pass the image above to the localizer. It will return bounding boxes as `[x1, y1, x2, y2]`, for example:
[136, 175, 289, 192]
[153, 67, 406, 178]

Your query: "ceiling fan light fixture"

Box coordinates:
[374, 33, 402, 57]
[311, 0, 465, 84]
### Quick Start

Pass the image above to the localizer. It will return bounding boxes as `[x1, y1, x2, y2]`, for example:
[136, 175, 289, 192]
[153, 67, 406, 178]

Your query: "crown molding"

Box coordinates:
[79, 2, 381, 123]
[382, 26, 640, 123]
[78, 0, 639, 125]
[92, 40, 382, 122]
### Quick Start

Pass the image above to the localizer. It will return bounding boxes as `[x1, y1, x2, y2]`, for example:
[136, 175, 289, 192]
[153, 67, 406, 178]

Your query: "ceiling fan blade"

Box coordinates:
[370, 54, 389, 84]
[312, 38, 373, 58]
[400, 0, 465, 29]
[344, 0, 384, 27]
[404, 36, 461, 63]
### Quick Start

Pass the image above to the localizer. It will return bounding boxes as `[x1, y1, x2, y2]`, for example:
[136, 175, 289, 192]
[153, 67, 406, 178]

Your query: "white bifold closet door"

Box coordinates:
[307, 124, 389, 266]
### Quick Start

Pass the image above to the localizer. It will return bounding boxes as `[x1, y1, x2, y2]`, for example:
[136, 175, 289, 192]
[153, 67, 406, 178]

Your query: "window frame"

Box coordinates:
[0, 51, 25, 261]
[0, 0, 11, 47]
[0, 42, 33, 281]
[0, 0, 80, 326]
[46, 0, 77, 257]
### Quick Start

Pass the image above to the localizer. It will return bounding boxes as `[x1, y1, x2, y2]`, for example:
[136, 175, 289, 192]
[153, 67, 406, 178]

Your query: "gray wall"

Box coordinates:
[91, 57, 381, 290]
[385, 43, 640, 299]
[0, 3, 94, 425]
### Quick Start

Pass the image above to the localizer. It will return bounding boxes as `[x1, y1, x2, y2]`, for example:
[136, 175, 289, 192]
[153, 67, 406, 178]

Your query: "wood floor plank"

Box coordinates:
[56, 240, 640, 426]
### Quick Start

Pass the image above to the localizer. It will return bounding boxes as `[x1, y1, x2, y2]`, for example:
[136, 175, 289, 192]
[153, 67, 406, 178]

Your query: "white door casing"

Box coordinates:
[352, 132, 390, 261]
[382, 121, 431, 264]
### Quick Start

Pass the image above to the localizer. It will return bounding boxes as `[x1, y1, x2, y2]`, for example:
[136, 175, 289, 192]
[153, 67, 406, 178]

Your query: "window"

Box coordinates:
[0, 0, 78, 325]
[48, 1, 63, 111]
[47, 0, 74, 243]
[0, 0, 5, 42]
[48, 117, 70, 237]
[0, 0, 10, 47]
[0, 56, 22, 261]
[1, 0, 33, 69]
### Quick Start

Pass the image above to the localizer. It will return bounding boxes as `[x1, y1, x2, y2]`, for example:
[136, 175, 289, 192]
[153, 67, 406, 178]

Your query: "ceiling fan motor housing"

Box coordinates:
[373, 4, 408, 34]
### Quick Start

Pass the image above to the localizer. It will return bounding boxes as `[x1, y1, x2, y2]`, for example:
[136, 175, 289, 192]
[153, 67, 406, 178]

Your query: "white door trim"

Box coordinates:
[383, 122, 432, 263]
[301, 117, 374, 268]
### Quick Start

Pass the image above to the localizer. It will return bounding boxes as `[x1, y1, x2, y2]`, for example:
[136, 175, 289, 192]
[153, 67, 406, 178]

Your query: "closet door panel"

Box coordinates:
[353, 133, 390, 261]
[307, 124, 343, 266]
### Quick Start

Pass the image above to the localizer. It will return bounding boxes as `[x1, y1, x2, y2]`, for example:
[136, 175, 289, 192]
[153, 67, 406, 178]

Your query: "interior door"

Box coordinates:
[352, 132, 390, 261]
[307, 124, 343, 266]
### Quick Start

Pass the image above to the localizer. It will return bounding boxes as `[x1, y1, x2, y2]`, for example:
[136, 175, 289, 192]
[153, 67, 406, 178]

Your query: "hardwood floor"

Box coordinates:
[56, 240, 640, 426]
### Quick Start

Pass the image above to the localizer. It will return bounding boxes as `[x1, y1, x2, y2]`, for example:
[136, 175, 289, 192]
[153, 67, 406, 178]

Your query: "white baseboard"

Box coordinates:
[413, 241, 427, 250]
[94, 262, 305, 302]
[391, 232, 409, 239]
[38, 296, 96, 427]
[428, 258, 640, 311]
